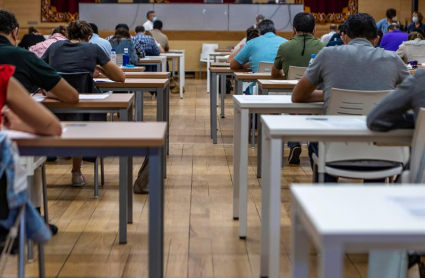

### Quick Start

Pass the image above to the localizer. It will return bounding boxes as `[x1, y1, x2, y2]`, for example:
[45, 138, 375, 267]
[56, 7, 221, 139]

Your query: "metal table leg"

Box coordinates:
[119, 156, 128, 243]
[135, 91, 143, 122]
[211, 72, 218, 144]
[220, 73, 226, 118]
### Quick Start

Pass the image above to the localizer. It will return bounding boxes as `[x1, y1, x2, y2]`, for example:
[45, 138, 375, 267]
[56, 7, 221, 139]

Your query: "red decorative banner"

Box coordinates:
[295, 0, 358, 23]
[41, 0, 98, 22]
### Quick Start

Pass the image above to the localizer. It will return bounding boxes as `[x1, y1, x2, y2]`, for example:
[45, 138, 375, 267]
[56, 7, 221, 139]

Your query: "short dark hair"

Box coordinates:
[329, 24, 337, 31]
[147, 10, 155, 19]
[345, 13, 377, 41]
[51, 25, 67, 37]
[408, 31, 424, 40]
[67, 20, 93, 41]
[135, 25, 145, 33]
[293, 12, 315, 34]
[257, 19, 275, 35]
[115, 23, 129, 31]
[412, 27, 425, 37]
[415, 11, 423, 23]
[0, 10, 19, 35]
[89, 23, 98, 34]
[28, 26, 38, 34]
[388, 21, 400, 31]
[247, 29, 260, 41]
[245, 26, 256, 37]
[153, 20, 163, 30]
[386, 8, 397, 19]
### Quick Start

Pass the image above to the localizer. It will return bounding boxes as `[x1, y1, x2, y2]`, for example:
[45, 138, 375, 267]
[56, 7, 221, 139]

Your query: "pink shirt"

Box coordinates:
[29, 33, 67, 58]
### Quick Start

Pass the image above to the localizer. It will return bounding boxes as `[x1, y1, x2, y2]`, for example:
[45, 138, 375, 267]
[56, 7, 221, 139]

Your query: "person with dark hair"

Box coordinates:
[151, 20, 169, 52]
[227, 27, 259, 63]
[380, 22, 408, 51]
[377, 8, 397, 35]
[109, 27, 138, 64]
[89, 23, 111, 57]
[326, 24, 345, 47]
[17, 26, 45, 49]
[230, 19, 287, 74]
[408, 11, 425, 33]
[41, 20, 125, 187]
[396, 31, 425, 62]
[143, 10, 156, 31]
[272, 12, 325, 164]
[320, 24, 337, 44]
[254, 14, 265, 28]
[135, 25, 145, 34]
[132, 24, 160, 58]
[29, 25, 68, 58]
[105, 23, 130, 41]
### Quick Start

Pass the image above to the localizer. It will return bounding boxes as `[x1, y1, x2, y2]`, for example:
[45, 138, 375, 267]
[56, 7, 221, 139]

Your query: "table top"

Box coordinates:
[291, 185, 425, 236]
[36, 94, 134, 109]
[257, 79, 298, 89]
[161, 52, 183, 58]
[168, 49, 185, 53]
[233, 95, 323, 110]
[211, 62, 230, 67]
[210, 67, 250, 73]
[94, 78, 169, 88]
[234, 72, 286, 81]
[261, 115, 413, 143]
[137, 58, 164, 64]
[99, 72, 171, 79]
[120, 66, 145, 72]
[7, 122, 167, 148]
[214, 48, 232, 52]
[209, 52, 230, 57]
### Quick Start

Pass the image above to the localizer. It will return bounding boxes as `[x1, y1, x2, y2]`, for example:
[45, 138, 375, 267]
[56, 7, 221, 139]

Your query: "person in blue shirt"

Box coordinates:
[407, 11, 425, 34]
[377, 8, 397, 35]
[89, 23, 112, 57]
[230, 19, 287, 73]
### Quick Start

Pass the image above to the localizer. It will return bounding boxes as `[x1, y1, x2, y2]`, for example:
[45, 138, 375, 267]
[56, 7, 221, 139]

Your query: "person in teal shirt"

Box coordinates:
[230, 19, 287, 73]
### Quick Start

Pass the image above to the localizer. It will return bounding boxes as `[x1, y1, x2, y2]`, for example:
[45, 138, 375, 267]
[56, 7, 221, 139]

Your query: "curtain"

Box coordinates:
[303, 0, 349, 14]
[50, 0, 96, 14]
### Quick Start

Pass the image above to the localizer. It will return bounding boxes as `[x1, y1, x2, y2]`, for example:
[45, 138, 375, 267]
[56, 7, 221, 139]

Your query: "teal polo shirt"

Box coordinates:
[234, 32, 288, 72]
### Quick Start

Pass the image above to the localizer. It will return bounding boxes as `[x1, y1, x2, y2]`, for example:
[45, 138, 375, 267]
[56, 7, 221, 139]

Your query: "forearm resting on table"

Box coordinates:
[298, 90, 324, 102]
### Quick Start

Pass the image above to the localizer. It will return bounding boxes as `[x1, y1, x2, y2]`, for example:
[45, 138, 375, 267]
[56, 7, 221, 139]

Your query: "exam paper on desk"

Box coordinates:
[79, 95, 109, 100]
[94, 78, 115, 83]
[269, 80, 299, 84]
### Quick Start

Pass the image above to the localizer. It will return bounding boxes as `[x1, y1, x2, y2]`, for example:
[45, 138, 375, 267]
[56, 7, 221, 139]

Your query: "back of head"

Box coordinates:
[51, 25, 67, 37]
[247, 29, 259, 41]
[147, 10, 155, 20]
[111, 27, 131, 44]
[245, 26, 256, 37]
[388, 21, 400, 31]
[67, 20, 93, 42]
[115, 23, 129, 31]
[386, 8, 397, 19]
[256, 14, 265, 22]
[28, 26, 38, 35]
[293, 12, 315, 34]
[153, 20, 163, 30]
[408, 31, 425, 41]
[417, 11, 424, 23]
[0, 9, 19, 35]
[329, 24, 337, 31]
[345, 13, 377, 41]
[89, 23, 98, 34]
[135, 25, 145, 33]
[257, 19, 275, 35]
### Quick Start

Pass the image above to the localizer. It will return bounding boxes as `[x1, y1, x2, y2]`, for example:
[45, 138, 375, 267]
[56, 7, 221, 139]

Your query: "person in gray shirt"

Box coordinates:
[367, 69, 425, 131]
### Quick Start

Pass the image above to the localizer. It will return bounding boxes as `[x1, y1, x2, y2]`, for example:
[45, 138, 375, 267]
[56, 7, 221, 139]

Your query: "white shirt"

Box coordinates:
[321, 31, 336, 45]
[143, 20, 153, 31]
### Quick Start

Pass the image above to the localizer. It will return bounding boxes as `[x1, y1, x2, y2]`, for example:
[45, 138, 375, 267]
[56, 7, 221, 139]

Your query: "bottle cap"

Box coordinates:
[311, 54, 316, 58]
[111, 49, 116, 52]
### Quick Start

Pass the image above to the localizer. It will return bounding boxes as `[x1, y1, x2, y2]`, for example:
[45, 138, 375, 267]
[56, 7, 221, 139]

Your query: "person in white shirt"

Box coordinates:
[143, 11, 156, 31]
[321, 24, 337, 44]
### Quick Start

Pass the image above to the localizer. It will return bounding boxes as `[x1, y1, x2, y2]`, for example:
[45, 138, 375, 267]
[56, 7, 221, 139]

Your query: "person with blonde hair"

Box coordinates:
[396, 31, 425, 63]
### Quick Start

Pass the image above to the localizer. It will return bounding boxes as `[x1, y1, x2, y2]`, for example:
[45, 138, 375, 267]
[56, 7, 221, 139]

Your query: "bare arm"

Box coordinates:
[96, 61, 125, 82]
[292, 76, 324, 103]
[4, 77, 62, 136]
[49, 78, 79, 104]
[227, 48, 241, 63]
[230, 59, 243, 70]
[271, 66, 284, 79]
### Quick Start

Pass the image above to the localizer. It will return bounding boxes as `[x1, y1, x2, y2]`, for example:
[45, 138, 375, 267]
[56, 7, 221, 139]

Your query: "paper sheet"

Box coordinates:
[79, 95, 109, 100]
[33, 96, 46, 102]
[3, 129, 38, 139]
[238, 96, 274, 102]
[307, 117, 366, 128]
[389, 196, 425, 219]
[269, 80, 299, 84]
[94, 78, 115, 83]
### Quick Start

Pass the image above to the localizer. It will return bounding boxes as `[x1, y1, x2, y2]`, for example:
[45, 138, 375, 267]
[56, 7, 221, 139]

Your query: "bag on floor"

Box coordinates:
[170, 76, 180, 94]
[133, 157, 149, 194]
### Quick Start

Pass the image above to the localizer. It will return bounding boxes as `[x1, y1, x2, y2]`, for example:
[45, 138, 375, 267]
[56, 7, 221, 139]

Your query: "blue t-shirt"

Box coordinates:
[234, 32, 287, 72]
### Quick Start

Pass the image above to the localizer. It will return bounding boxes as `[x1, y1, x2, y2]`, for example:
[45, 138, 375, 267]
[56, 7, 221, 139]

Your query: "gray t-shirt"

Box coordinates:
[42, 40, 110, 73]
[305, 38, 410, 110]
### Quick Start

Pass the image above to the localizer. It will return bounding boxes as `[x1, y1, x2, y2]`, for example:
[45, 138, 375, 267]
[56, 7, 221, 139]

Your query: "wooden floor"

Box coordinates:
[3, 79, 420, 278]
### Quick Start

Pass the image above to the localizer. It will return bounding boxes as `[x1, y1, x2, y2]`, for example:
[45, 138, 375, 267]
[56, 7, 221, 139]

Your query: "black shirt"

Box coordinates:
[0, 35, 62, 93]
[41, 40, 110, 73]
[18, 34, 45, 50]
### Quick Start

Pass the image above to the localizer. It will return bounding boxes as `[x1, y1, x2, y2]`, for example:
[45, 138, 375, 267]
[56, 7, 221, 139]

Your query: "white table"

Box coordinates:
[260, 115, 414, 278]
[207, 52, 230, 94]
[168, 49, 185, 89]
[137, 56, 167, 72]
[291, 185, 425, 278]
[162, 52, 185, 99]
[233, 95, 323, 239]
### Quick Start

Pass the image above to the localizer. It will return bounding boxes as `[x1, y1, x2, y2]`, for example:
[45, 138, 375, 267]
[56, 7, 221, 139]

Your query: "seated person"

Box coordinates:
[109, 27, 138, 64]
[132, 26, 161, 58]
[106, 23, 129, 41]
[89, 23, 112, 57]
[151, 20, 169, 52]
[396, 31, 425, 63]
[381, 22, 408, 51]
[271, 12, 325, 165]
[145, 30, 165, 53]
[327, 24, 345, 47]
[407, 11, 425, 34]
[29, 25, 67, 58]
[231, 27, 256, 54]
[42, 20, 125, 187]
[18, 26, 45, 49]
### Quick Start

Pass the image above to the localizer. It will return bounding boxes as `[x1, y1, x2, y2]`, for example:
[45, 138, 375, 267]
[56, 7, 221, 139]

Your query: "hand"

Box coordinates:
[39, 89, 47, 96]
[93, 70, 100, 78]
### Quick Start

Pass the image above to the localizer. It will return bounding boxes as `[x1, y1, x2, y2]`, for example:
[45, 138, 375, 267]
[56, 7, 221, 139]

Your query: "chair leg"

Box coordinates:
[41, 164, 49, 223]
[94, 158, 99, 198]
[27, 175, 34, 263]
[313, 164, 319, 183]
[251, 113, 256, 148]
[100, 157, 105, 186]
[199, 62, 202, 80]
[18, 206, 25, 278]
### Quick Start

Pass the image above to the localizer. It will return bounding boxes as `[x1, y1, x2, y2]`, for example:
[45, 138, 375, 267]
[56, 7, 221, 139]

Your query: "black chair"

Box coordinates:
[58, 72, 105, 197]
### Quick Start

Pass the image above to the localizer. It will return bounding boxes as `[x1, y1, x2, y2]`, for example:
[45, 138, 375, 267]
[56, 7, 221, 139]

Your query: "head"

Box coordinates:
[111, 27, 131, 45]
[51, 25, 67, 37]
[337, 24, 344, 33]
[135, 25, 145, 34]
[147, 11, 156, 22]
[256, 14, 265, 25]
[115, 23, 129, 31]
[246, 29, 259, 41]
[257, 19, 275, 35]
[28, 26, 40, 35]
[329, 24, 337, 32]
[153, 20, 163, 30]
[245, 26, 256, 37]
[412, 11, 423, 24]
[388, 21, 400, 32]
[67, 20, 93, 42]
[344, 13, 379, 45]
[408, 31, 424, 41]
[412, 28, 425, 37]
[386, 8, 397, 20]
[292, 12, 315, 35]
[0, 9, 20, 46]
[88, 23, 98, 34]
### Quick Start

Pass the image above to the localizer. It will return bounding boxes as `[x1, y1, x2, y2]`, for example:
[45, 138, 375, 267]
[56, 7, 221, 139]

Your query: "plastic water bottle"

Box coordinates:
[309, 54, 316, 66]
[123, 48, 130, 67]
[111, 49, 117, 64]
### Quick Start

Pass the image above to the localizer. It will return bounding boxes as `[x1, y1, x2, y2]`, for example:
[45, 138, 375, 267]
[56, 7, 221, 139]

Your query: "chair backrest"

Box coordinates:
[58, 72, 100, 94]
[258, 61, 273, 73]
[327, 88, 392, 116]
[410, 55, 425, 64]
[201, 43, 219, 60]
[409, 108, 425, 183]
[287, 66, 307, 80]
